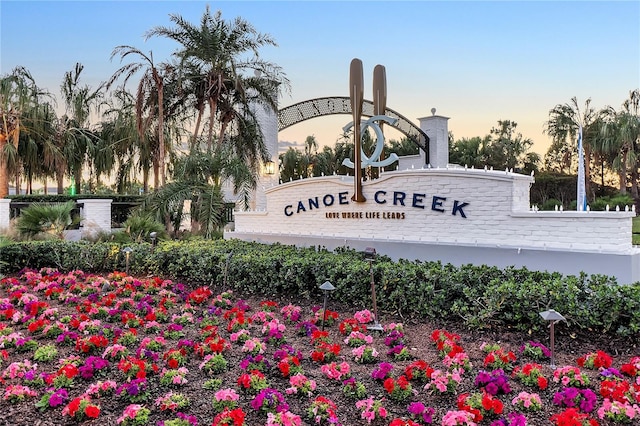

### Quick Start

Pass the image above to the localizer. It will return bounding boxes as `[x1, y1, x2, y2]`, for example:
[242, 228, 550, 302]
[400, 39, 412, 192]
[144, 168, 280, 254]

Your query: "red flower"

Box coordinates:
[311, 351, 325, 362]
[237, 373, 251, 389]
[538, 376, 548, 390]
[67, 397, 81, 416]
[60, 364, 79, 379]
[389, 420, 420, 426]
[397, 375, 410, 390]
[278, 361, 290, 377]
[85, 404, 100, 418]
[383, 377, 395, 394]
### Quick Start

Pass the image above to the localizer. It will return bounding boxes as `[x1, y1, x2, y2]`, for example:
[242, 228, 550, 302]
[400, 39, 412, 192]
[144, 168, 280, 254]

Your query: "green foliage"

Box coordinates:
[0, 239, 638, 338]
[589, 194, 635, 211]
[121, 212, 167, 243]
[15, 201, 77, 239]
[540, 199, 563, 211]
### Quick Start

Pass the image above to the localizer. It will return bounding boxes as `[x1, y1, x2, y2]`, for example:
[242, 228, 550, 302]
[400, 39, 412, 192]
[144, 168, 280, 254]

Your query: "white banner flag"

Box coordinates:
[577, 126, 587, 211]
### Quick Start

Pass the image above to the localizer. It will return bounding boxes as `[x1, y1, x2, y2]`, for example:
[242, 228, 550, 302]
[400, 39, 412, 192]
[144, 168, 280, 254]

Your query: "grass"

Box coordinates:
[633, 216, 640, 245]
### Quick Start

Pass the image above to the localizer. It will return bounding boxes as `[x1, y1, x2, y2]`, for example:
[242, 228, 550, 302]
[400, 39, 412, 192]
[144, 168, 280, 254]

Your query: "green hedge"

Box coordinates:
[0, 239, 638, 337]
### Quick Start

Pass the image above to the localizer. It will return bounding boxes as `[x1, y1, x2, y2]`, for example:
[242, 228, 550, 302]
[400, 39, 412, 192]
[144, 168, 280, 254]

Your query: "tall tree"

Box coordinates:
[544, 97, 599, 199]
[449, 136, 490, 169]
[108, 47, 169, 188]
[60, 63, 103, 193]
[0, 67, 49, 197]
[302, 135, 318, 178]
[145, 5, 289, 152]
[598, 89, 640, 196]
[486, 120, 540, 174]
[99, 89, 151, 193]
[17, 101, 59, 194]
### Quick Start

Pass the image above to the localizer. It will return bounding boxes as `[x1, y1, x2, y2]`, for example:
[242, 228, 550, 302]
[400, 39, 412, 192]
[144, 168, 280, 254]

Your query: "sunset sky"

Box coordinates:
[2, 0, 638, 157]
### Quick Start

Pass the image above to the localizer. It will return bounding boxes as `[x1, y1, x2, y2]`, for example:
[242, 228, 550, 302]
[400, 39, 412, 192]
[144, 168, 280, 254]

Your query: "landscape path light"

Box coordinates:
[149, 232, 157, 253]
[539, 309, 566, 369]
[122, 247, 133, 275]
[319, 281, 335, 331]
[364, 247, 383, 331]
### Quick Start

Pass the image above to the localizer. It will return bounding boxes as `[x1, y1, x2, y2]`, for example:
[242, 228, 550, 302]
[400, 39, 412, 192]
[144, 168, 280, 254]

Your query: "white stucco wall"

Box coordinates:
[78, 199, 112, 238]
[230, 168, 633, 254]
[0, 199, 10, 231]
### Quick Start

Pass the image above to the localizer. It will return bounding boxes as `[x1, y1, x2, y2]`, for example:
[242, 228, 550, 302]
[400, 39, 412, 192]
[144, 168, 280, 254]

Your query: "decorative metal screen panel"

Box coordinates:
[278, 97, 429, 157]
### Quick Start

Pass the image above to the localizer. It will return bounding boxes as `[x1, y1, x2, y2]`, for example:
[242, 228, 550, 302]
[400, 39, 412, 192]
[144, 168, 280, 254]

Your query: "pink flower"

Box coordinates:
[214, 388, 240, 402]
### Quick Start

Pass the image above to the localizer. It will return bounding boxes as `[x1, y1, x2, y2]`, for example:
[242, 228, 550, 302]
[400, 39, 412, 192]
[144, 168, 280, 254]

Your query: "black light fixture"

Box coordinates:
[364, 247, 383, 331]
[539, 309, 566, 369]
[319, 281, 335, 331]
[122, 247, 133, 275]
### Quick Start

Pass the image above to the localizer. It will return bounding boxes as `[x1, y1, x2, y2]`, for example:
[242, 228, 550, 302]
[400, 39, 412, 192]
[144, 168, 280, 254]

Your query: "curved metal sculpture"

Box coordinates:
[277, 96, 429, 160]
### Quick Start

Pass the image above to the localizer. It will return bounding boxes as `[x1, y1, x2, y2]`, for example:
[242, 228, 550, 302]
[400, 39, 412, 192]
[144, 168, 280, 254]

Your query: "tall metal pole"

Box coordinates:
[550, 321, 556, 369]
[321, 291, 329, 331]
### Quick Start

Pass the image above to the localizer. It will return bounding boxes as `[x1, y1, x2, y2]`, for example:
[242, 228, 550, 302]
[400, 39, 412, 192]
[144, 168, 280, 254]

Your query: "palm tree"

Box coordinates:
[544, 97, 599, 199]
[313, 145, 338, 177]
[449, 136, 489, 169]
[145, 5, 289, 151]
[140, 145, 253, 238]
[279, 148, 303, 182]
[0, 67, 49, 197]
[599, 89, 640, 196]
[302, 135, 318, 178]
[17, 101, 59, 193]
[107, 47, 169, 188]
[98, 89, 147, 193]
[60, 63, 103, 193]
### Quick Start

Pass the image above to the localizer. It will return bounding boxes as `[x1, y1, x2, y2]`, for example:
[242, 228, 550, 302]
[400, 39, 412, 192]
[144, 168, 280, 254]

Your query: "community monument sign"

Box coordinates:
[226, 59, 640, 284]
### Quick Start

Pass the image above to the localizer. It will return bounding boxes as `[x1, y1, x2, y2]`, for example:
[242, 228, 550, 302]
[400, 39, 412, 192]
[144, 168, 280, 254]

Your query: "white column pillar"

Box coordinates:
[78, 199, 112, 238]
[0, 199, 10, 231]
[253, 100, 279, 211]
[180, 199, 191, 231]
[418, 109, 450, 168]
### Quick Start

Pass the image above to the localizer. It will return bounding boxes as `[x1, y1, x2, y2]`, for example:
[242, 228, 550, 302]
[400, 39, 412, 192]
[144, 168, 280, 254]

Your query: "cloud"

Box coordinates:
[278, 140, 303, 152]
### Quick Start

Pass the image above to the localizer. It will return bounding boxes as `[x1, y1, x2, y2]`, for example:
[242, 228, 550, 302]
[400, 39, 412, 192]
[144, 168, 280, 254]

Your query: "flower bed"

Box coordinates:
[0, 268, 638, 425]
